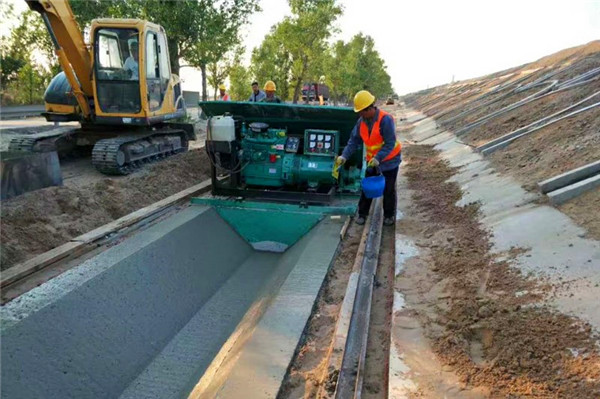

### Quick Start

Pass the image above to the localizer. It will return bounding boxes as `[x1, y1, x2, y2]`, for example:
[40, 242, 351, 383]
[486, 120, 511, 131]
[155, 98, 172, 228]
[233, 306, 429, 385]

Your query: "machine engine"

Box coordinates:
[206, 113, 361, 201]
[240, 122, 359, 189]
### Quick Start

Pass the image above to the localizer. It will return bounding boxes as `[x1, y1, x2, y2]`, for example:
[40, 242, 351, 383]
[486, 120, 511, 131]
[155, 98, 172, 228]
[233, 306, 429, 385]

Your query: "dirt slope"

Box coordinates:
[487, 109, 600, 191]
[404, 41, 600, 239]
[1, 149, 211, 270]
[461, 79, 600, 147]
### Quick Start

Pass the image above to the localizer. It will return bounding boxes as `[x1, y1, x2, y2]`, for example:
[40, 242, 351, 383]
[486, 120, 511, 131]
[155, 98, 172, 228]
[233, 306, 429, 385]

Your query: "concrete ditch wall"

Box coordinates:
[0, 205, 336, 399]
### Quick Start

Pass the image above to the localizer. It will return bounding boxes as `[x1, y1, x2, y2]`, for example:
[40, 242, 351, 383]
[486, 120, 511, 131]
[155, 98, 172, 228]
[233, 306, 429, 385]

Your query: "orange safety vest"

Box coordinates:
[221, 94, 230, 101]
[359, 110, 401, 162]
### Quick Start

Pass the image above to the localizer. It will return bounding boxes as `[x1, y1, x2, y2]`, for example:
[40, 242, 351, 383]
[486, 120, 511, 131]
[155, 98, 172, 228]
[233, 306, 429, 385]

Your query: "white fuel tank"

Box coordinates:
[210, 115, 235, 142]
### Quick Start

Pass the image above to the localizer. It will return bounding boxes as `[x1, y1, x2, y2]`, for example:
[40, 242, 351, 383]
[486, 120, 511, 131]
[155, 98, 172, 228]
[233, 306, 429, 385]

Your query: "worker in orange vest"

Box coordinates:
[336, 90, 401, 226]
[219, 84, 231, 101]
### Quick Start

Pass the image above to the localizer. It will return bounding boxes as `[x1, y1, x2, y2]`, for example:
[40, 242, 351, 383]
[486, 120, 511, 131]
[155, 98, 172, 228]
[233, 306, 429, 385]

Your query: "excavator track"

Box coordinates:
[7, 128, 77, 155]
[7, 137, 40, 152]
[92, 130, 189, 175]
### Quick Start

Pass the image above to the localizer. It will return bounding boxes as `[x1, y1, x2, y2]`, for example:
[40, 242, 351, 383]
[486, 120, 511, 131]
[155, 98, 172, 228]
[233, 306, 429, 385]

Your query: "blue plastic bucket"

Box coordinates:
[361, 174, 385, 198]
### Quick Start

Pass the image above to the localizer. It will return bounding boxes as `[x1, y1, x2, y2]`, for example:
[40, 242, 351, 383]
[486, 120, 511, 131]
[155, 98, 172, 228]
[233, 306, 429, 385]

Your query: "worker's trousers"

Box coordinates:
[358, 166, 399, 219]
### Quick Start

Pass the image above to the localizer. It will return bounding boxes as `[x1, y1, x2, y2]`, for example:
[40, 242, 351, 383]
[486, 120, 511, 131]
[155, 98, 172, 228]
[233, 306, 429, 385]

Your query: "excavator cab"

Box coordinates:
[13, 0, 195, 175]
[94, 28, 141, 113]
[90, 20, 185, 125]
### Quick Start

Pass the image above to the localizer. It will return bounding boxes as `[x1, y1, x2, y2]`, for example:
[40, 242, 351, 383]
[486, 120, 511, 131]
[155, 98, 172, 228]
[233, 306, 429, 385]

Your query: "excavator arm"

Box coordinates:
[27, 0, 93, 119]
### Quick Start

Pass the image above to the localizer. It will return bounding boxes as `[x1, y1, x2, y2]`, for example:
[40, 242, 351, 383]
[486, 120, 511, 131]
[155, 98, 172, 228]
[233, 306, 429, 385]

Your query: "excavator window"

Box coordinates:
[146, 31, 161, 111]
[94, 27, 141, 114]
[98, 32, 123, 69]
[146, 31, 170, 111]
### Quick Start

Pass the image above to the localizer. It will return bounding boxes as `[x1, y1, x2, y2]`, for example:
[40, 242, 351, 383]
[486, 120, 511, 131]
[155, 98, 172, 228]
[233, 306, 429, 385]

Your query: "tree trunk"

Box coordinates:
[292, 76, 303, 104]
[200, 63, 207, 101]
[292, 56, 308, 104]
[169, 38, 180, 76]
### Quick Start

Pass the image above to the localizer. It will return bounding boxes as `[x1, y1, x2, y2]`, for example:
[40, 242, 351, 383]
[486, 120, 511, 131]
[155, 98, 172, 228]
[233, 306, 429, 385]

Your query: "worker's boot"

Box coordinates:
[355, 216, 366, 225]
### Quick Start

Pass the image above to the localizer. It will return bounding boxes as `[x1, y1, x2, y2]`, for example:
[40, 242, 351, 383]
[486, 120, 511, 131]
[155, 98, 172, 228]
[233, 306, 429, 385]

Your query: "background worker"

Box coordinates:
[260, 80, 282, 103]
[219, 84, 231, 101]
[336, 90, 401, 226]
[248, 81, 266, 102]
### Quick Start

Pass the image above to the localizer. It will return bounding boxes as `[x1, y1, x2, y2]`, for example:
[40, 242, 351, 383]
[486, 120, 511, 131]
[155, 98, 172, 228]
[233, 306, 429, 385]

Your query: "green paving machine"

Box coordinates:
[2, 102, 376, 398]
[196, 101, 366, 252]
[200, 101, 364, 204]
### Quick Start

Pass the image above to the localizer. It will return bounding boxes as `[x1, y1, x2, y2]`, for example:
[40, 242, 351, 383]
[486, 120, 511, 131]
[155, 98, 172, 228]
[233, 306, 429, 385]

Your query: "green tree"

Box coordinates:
[16, 63, 49, 104]
[228, 50, 252, 101]
[207, 60, 230, 100]
[252, 0, 341, 103]
[207, 46, 248, 100]
[70, 0, 260, 94]
[287, 0, 342, 103]
[323, 34, 393, 104]
[1, 3, 24, 96]
[250, 28, 294, 101]
[1, 7, 58, 105]
[184, 0, 259, 101]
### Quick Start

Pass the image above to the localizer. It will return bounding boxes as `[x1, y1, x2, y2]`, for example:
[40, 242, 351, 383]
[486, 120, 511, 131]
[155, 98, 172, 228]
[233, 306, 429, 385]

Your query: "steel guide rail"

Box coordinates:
[334, 197, 384, 399]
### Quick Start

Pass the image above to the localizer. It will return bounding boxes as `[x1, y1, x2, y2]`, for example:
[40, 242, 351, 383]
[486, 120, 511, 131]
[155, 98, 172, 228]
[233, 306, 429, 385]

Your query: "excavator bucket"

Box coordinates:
[0, 151, 63, 200]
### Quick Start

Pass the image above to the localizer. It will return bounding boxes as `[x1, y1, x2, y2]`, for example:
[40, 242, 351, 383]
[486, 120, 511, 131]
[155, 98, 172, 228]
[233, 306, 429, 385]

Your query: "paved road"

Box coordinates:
[0, 105, 45, 120]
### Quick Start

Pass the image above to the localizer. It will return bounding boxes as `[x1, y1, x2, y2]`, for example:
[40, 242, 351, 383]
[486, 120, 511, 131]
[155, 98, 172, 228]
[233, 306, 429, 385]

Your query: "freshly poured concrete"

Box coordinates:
[189, 217, 343, 398]
[1, 205, 343, 399]
[409, 111, 600, 331]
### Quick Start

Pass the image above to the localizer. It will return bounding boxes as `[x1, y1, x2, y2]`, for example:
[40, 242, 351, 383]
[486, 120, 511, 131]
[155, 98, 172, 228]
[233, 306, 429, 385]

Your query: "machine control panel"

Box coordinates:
[285, 137, 300, 153]
[304, 129, 339, 156]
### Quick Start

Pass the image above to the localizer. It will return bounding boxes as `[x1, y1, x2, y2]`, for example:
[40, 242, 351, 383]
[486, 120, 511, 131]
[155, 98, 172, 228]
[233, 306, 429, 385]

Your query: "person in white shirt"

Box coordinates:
[123, 41, 139, 80]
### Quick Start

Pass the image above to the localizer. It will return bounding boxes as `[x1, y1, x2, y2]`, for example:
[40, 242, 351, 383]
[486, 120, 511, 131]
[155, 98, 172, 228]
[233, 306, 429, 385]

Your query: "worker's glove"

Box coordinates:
[336, 156, 346, 166]
[368, 158, 380, 168]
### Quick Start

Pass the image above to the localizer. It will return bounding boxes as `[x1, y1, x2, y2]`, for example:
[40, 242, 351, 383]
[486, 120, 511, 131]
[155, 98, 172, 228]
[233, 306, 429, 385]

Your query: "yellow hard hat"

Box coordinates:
[219, 84, 226, 90]
[353, 90, 375, 112]
[264, 80, 276, 91]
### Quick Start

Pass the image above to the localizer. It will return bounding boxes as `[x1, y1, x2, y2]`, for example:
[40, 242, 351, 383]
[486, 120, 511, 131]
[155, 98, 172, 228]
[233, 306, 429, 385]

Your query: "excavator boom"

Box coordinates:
[27, 0, 93, 117]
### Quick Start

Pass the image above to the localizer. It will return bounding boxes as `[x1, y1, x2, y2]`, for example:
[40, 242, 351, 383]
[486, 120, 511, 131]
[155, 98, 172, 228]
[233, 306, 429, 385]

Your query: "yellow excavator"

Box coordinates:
[9, 0, 195, 174]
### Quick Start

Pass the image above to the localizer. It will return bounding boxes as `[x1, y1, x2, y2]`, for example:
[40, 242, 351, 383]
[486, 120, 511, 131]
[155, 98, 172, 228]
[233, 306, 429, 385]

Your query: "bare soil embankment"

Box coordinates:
[1, 149, 211, 270]
[404, 41, 600, 241]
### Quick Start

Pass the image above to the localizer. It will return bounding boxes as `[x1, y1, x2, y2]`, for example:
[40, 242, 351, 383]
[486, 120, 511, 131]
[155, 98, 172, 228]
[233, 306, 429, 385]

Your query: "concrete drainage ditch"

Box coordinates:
[1, 203, 348, 399]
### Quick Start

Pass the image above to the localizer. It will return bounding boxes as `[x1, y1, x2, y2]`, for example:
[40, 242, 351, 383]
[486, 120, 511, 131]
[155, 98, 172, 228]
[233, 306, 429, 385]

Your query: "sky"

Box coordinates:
[4, 0, 599, 95]
[236, 0, 599, 95]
